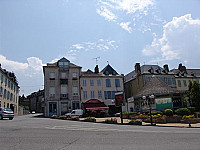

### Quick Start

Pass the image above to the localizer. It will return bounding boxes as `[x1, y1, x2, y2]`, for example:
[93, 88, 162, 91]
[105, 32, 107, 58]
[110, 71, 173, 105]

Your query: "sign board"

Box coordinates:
[115, 92, 124, 106]
[155, 98, 172, 110]
[127, 97, 134, 103]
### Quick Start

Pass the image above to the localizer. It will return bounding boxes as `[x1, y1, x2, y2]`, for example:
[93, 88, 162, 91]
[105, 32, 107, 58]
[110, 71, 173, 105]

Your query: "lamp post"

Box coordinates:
[142, 94, 155, 126]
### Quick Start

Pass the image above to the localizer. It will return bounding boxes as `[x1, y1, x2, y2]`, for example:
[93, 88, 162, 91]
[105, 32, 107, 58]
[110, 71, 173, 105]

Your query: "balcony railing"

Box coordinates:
[60, 79, 68, 84]
[60, 94, 68, 99]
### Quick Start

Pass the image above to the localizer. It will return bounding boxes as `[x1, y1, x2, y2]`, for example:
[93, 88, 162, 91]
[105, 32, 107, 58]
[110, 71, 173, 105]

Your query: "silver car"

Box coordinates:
[0, 108, 14, 120]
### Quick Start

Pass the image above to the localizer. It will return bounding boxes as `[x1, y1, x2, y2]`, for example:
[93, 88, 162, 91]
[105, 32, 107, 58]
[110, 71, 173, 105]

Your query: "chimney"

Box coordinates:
[163, 64, 169, 72]
[94, 65, 99, 73]
[135, 63, 141, 74]
[178, 63, 186, 72]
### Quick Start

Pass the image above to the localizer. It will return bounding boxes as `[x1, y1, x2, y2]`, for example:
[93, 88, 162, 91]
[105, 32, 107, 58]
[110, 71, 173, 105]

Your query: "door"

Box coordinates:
[49, 102, 57, 117]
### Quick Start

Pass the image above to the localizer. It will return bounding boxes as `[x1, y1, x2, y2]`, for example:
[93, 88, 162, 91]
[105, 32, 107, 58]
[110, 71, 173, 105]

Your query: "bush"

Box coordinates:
[84, 117, 96, 122]
[175, 108, 191, 116]
[69, 116, 80, 121]
[50, 115, 58, 119]
[164, 109, 173, 116]
[188, 107, 195, 114]
[151, 111, 163, 115]
[59, 115, 67, 119]
[104, 118, 118, 124]
[129, 119, 142, 125]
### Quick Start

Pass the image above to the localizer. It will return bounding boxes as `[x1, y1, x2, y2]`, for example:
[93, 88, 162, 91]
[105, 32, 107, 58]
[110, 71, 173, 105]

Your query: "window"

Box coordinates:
[115, 79, 120, 87]
[90, 80, 94, 86]
[106, 79, 111, 87]
[73, 86, 78, 96]
[7, 91, 10, 100]
[98, 90, 102, 99]
[1, 74, 3, 83]
[49, 87, 55, 97]
[5, 78, 7, 86]
[91, 91, 95, 99]
[61, 72, 67, 79]
[72, 101, 80, 110]
[8, 80, 11, 88]
[83, 91, 87, 99]
[58, 61, 69, 68]
[11, 83, 13, 90]
[0, 87, 3, 97]
[49, 72, 55, 79]
[183, 80, 187, 87]
[10, 93, 13, 101]
[0, 101, 1, 107]
[104, 91, 115, 99]
[61, 86, 68, 98]
[83, 80, 87, 86]
[4, 89, 6, 98]
[97, 80, 101, 86]
[72, 72, 77, 78]
[178, 80, 181, 87]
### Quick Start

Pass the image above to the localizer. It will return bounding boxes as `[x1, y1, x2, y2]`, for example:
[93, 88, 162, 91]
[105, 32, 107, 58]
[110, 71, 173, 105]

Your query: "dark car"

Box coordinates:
[0, 108, 14, 120]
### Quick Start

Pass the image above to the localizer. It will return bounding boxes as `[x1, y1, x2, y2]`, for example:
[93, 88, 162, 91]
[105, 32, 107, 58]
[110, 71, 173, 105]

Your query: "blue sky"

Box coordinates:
[0, 0, 200, 95]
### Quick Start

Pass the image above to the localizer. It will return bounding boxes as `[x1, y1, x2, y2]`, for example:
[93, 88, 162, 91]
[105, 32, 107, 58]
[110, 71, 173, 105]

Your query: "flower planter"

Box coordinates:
[181, 119, 199, 124]
[166, 116, 182, 123]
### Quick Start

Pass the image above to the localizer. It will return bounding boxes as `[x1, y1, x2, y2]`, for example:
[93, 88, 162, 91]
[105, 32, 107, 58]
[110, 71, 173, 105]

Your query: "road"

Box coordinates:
[0, 114, 200, 150]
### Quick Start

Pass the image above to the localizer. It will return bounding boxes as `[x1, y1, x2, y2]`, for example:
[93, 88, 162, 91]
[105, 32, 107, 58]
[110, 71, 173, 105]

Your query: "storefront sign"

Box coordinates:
[115, 92, 124, 106]
[155, 98, 172, 110]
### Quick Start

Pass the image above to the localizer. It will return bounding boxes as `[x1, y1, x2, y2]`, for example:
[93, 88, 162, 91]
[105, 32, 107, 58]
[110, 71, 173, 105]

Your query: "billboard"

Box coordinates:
[115, 92, 124, 106]
[155, 98, 172, 110]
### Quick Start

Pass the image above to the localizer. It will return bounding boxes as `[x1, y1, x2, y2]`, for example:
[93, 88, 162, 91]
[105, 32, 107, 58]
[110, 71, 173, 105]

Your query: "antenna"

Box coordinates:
[107, 61, 109, 65]
[93, 56, 100, 64]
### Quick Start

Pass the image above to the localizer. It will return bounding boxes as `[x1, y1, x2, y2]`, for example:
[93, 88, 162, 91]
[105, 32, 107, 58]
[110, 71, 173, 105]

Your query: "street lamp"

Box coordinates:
[142, 94, 155, 126]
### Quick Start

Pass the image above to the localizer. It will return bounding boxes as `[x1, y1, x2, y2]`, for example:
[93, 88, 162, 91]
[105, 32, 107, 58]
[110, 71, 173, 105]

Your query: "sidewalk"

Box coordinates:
[93, 117, 200, 128]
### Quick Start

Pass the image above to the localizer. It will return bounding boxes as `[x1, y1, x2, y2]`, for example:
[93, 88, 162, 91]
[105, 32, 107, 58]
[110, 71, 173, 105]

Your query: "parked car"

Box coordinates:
[65, 109, 83, 118]
[0, 108, 14, 120]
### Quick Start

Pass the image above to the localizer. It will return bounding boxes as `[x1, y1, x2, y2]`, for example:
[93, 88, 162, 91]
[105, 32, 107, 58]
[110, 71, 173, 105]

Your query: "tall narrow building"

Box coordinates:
[43, 58, 81, 117]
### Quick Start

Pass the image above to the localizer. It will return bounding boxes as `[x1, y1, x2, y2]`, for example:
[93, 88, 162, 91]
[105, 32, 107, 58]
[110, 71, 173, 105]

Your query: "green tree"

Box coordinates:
[187, 81, 200, 110]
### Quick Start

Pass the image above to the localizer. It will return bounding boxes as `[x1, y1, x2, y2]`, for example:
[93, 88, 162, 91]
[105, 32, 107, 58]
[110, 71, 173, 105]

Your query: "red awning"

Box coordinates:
[82, 99, 108, 110]
[86, 107, 109, 110]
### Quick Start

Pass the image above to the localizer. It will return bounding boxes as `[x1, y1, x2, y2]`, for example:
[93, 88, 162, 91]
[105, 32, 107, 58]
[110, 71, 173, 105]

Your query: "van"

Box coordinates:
[65, 109, 83, 118]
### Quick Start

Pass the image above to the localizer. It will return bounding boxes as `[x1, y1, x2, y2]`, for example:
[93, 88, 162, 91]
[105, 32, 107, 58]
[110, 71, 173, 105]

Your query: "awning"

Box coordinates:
[82, 99, 109, 110]
[86, 107, 109, 110]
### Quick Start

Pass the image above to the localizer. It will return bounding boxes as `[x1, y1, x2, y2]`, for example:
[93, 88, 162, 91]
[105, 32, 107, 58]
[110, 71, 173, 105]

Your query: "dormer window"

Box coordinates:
[191, 72, 196, 77]
[105, 71, 109, 75]
[112, 71, 117, 75]
[148, 67, 154, 74]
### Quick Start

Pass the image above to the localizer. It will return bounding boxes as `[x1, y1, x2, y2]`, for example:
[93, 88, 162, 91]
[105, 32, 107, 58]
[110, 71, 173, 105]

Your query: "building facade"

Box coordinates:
[80, 64, 124, 115]
[0, 65, 19, 115]
[124, 63, 183, 112]
[43, 58, 82, 117]
[170, 64, 200, 92]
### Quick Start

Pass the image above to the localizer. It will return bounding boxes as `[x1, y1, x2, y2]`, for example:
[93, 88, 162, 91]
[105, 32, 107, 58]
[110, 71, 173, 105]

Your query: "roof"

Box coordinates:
[170, 69, 200, 78]
[135, 76, 178, 98]
[101, 64, 118, 75]
[124, 64, 173, 83]
[82, 99, 109, 110]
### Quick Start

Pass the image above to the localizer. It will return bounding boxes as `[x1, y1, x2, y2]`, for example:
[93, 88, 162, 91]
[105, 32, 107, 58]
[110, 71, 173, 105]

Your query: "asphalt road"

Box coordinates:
[0, 114, 200, 150]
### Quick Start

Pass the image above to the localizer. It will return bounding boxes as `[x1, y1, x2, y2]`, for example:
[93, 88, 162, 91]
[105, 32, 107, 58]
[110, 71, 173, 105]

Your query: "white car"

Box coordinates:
[65, 109, 83, 118]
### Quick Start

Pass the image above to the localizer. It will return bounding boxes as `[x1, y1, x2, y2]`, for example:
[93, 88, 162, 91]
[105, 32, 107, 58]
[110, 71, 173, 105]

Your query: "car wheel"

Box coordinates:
[0, 115, 3, 120]
[9, 118, 13, 120]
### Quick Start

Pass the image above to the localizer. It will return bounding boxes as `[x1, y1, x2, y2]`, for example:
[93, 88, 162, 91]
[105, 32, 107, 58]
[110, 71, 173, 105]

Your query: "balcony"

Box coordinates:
[60, 94, 68, 99]
[60, 79, 68, 84]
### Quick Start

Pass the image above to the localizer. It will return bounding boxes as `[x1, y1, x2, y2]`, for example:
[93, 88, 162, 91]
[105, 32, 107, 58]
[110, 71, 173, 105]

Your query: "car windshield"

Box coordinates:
[4, 108, 12, 111]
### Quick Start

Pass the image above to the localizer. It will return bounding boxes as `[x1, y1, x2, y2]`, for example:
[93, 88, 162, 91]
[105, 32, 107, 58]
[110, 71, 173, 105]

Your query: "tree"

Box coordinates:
[187, 81, 200, 110]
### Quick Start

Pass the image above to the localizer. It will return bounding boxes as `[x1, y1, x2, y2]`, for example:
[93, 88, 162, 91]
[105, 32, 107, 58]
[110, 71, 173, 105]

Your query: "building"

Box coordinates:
[80, 64, 124, 115]
[27, 89, 44, 113]
[43, 58, 82, 117]
[0, 65, 19, 115]
[124, 63, 183, 112]
[170, 63, 200, 92]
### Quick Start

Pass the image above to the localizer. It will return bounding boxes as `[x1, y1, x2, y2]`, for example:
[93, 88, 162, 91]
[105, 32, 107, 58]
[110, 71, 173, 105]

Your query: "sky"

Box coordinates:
[0, 0, 200, 96]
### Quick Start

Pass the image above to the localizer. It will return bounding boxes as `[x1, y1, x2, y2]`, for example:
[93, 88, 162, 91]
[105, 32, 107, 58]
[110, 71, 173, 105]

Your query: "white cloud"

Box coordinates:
[0, 54, 44, 95]
[120, 22, 132, 33]
[142, 14, 200, 66]
[96, 0, 158, 33]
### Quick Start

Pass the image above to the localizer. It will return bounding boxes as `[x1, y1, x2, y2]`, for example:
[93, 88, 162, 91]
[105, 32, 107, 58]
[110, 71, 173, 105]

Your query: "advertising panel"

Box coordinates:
[155, 98, 173, 110]
[115, 92, 124, 106]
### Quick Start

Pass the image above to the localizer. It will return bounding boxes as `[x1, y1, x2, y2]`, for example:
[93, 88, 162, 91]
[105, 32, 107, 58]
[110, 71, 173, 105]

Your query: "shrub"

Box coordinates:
[182, 115, 195, 120]
[164, 109, 173, 116]
[84, 116, 96, 122]
[50, 115, 58, 119]
[175, 108, 191, 116]
[104, 118, 118, 124]
[69, 116, 80, 121]
[59, 115, 67, 119]
[188, 107, 195, 114]
[151, 111, 163, 115]
[129, 119, 142, 125]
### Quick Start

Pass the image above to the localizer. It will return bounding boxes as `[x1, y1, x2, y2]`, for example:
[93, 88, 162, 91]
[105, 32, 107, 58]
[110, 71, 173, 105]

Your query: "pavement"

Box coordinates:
[80, 117, 200, 128]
